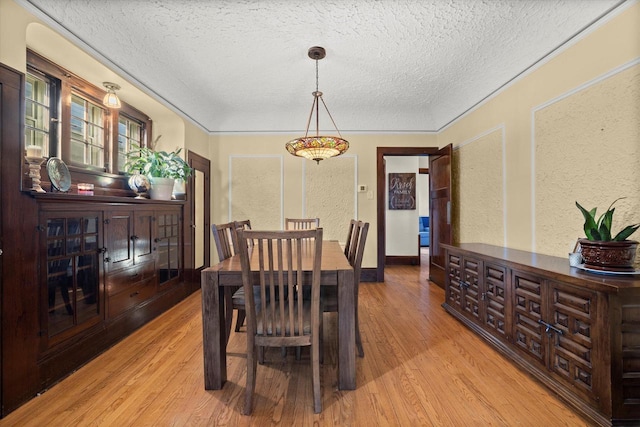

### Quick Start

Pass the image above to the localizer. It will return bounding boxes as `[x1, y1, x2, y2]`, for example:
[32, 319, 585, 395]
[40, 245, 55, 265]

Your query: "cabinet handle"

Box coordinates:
[538, 319, 563, 336]
[131, 235, 138, 241]
[104, 257, 111, 263]
[97, 247, 108, 254]
[130, 291, 140, 297]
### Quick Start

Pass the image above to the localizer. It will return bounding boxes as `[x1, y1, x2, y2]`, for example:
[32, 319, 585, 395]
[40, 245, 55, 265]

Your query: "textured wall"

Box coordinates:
[452, 128, 505, 246]
[230, 156, 282, 230]
[534, 64, 640, 256]
[304, 156, 356, 243]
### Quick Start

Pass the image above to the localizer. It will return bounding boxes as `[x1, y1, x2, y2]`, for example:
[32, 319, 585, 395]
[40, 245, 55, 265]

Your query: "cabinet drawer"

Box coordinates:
[107, 277, 157, 319]
[106, 261, 156, 296]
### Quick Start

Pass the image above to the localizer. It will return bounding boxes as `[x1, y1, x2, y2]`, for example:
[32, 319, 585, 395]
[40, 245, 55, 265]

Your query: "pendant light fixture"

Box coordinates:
[285, 46, 349, 164]
[102, 82, 121, 109]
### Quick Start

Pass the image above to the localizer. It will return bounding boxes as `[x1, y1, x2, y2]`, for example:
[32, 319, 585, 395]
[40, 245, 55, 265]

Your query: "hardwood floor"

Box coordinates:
[1, 263, 594, 426]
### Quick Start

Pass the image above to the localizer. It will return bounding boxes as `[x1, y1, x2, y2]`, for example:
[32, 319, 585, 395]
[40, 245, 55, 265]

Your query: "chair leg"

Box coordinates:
[244, 343, 258, 415]
[319, 312, 324, 365]
[311, 338, 322, 413]
[235, 309, 246, 332]
[355, 319, 364, 358]
[355, 286, 364, 358]
[224, 288, 234, 344]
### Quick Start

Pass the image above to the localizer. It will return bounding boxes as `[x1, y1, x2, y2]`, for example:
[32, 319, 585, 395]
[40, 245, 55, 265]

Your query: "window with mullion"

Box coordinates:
[25, 71, 55, 157]
[117, 115, 143, 173]
[26, 50, 151, 178]
[70, 93, 105, 168]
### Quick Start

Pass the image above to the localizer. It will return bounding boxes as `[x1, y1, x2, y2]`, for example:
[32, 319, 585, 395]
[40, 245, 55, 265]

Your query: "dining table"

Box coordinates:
[200, 240, 356, 390]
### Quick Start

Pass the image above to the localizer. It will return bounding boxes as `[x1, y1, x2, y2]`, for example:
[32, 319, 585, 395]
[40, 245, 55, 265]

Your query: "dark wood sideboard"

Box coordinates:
[0, 63, 199, 416]
[442, 243, 640, 427]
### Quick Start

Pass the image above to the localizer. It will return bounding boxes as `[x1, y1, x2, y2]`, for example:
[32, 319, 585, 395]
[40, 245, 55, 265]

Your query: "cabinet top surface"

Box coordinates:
[33, 192, 186, 206]
[443, 243, 640, 292]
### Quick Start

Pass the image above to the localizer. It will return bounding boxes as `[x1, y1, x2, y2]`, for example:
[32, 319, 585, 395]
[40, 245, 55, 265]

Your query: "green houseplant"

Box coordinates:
[124, 144, 193, 200]
[576, 198, 640, 271]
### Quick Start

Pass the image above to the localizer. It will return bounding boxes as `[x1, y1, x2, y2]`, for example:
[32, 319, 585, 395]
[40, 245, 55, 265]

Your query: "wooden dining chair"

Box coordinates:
[211, 222, 245, 342]
[228, 219, 253, 332]
[236, 227, 324, 414]
[285, 217, 320, 230]
[343, 219, 359, 262]
[323, 221, 369, 358]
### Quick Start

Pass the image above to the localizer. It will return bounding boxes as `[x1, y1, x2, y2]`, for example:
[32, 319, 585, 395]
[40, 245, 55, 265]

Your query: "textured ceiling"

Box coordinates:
[20, 0, 624, 134]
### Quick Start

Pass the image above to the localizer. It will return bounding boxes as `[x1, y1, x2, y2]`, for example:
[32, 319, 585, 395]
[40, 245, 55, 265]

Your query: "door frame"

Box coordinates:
[185, 150, 210, 289]
[376, 147, 441, 282]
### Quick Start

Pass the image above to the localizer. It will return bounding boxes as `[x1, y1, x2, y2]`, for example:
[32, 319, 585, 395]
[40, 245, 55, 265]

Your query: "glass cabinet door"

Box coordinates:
[156, 211, 181, 286]
[43, 211, 103, 340]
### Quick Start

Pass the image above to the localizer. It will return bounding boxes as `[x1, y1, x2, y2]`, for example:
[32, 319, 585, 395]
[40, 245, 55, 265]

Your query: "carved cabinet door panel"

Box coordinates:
[512, 270, 546, 367]
[445, 250, 483, 322]
[461, 256, 482, 322]
[445, 251, 464, 312]
[483, 263, 509, 340]
[547, 280, 599, 402]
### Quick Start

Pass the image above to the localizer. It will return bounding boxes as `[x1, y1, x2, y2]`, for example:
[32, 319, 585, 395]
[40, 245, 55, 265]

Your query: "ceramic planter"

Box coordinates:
[148, 177, 175, 200]
[578, 238, 638, 271]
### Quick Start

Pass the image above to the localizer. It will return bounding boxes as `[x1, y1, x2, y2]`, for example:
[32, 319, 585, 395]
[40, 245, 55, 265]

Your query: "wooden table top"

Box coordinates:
[206, 240, 352, 273]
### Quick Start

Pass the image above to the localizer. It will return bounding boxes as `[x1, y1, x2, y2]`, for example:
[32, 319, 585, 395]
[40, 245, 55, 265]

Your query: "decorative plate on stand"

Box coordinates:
[46, 157, 71, 192]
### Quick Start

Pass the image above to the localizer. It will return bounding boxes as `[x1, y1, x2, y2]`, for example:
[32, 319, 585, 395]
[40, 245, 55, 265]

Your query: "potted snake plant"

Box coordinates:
[576, 198, 640, 271]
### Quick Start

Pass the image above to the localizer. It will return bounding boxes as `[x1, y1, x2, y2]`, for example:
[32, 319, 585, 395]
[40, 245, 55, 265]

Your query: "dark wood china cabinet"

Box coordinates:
[0, 63, 197, 417]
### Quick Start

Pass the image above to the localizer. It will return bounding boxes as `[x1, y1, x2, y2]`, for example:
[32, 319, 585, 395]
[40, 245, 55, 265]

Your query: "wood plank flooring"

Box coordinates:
[1, 262, 595, 426]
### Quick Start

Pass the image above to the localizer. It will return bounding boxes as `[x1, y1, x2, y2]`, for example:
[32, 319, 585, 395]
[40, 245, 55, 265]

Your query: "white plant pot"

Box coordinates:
[149, 177, 175, 200]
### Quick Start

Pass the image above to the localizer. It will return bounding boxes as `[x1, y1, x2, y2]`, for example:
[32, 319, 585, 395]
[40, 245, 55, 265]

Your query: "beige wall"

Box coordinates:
[210, 133, 436, 266]
[4, 0, 639, 267]
[440, 1, 640, 258]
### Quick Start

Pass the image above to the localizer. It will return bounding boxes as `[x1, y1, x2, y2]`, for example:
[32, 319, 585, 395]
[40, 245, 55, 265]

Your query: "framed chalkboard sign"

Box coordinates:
[388, 172, 416, 210]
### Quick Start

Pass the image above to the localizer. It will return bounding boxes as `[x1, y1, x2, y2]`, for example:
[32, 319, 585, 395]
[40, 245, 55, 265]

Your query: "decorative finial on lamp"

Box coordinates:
[102, 82, 121, 109]
[285, 46, 349, 164]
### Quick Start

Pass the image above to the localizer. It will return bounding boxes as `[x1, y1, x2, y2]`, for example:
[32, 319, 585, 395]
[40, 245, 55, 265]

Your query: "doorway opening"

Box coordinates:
[376, 146, 452, 287]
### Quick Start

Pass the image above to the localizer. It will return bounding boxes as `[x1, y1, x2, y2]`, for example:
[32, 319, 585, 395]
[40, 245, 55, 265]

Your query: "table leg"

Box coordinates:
[337, 268, 356, 390]
[201, 270, 227, 389]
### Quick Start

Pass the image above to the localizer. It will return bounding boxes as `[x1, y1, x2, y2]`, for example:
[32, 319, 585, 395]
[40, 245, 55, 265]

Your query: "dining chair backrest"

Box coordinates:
[343, 219, 357, 260]
[345, 220, 364, 266]
[236, 227, 324, 414]
[211, 222, 237, 262]
[352, 221, 369, 285]
[285, 217, 320, 230]
[234, 219, 254, 248]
